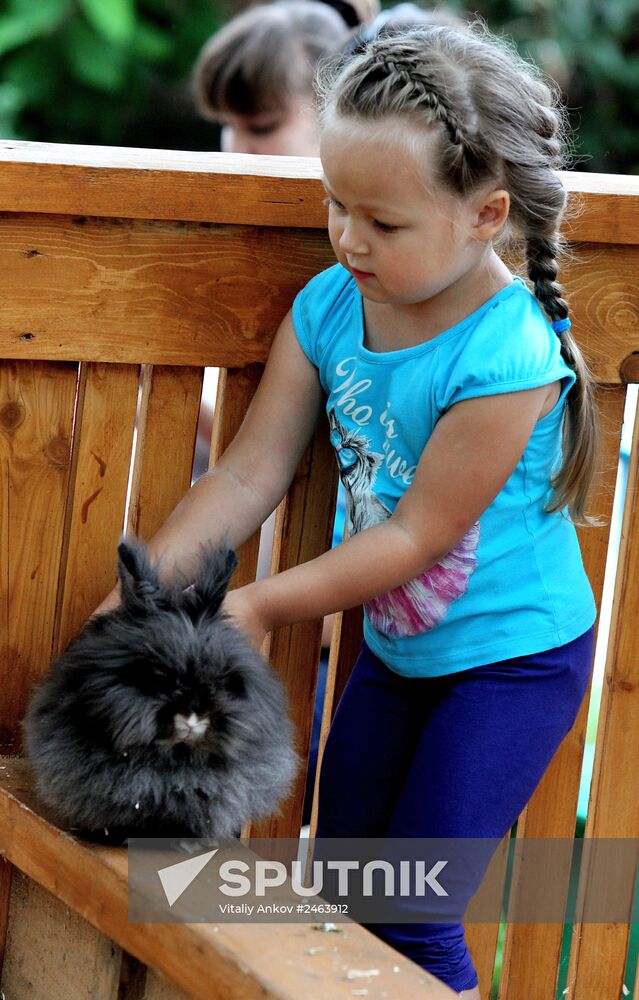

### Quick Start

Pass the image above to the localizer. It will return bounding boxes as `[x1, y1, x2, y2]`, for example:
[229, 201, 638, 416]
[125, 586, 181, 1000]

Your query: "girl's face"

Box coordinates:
[319, 116, 490, 308]
[219, 94, 319, 156]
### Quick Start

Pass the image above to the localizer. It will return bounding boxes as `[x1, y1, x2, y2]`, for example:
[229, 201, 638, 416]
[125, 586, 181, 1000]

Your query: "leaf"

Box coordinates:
[131, 20, 173, 63]
[7, 0, 68, 16]
[0, 81, 25, 117]
[0, 0, 70, 58]
[79, 0, 136, 46]
[64, 19, 128, 93]
[3, 43, 61, 105]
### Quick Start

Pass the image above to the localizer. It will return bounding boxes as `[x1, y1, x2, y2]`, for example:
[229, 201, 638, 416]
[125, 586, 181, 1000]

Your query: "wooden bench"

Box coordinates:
[0, 140, 637, 999]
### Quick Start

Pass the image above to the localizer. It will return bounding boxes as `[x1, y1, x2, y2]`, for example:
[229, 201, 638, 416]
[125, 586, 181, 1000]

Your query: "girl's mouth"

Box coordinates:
[348, 266, 374, 280]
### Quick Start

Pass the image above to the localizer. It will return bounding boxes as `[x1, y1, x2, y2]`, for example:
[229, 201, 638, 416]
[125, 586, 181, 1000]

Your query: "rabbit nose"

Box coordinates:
[174, 712, 210, 743]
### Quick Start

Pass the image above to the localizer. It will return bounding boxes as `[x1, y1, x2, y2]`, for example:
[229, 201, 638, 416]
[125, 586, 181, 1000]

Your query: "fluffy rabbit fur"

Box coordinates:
[23, 539, 299, 844]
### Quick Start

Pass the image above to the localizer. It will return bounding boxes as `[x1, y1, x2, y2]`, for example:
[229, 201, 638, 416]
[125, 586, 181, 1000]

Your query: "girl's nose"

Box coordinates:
[339, 221, 368, 256]
[221, 125, 258, 155]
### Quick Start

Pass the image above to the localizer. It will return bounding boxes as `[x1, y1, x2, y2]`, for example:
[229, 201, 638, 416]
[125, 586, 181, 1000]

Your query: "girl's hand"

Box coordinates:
[222, 584, 271, 650]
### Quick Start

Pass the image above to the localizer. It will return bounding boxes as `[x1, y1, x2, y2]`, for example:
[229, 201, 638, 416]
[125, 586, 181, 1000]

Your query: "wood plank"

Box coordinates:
[248, 418, 338, 839]
[54, 363, 139, 651]
[0, 856, 11, 981]
[0, 360, 77, 754]
[210, 365, 264, 592]
[128, 365, 203, 541]
[0, 141, 329, 229]
[1, 214, 636, 382]
[0, 141, 637, 243]
[307, 605, 363, 837]
[0, 214, 335, 367]
[561, 173, 639, 244]
[0, 757, 456, 1000]
[568, 392, 639, 1000]
[494, 385, 626, 1000]
[328, 605, 364, 722]
[560, 245, 639, 387]
[1, 868, 121, 999]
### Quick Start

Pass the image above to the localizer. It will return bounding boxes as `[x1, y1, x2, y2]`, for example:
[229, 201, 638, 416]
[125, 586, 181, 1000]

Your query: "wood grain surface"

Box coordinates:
[0, 757, 456, 1000]
[0, 214, 335, 366]
[1, 148, 638, 1000]
[0, 140, 638, 242]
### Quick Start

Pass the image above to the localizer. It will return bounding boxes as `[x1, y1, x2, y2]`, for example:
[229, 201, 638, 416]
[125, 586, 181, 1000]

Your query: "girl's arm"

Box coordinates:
[226, 383, 552, 642]
[92, 310, 324, 615]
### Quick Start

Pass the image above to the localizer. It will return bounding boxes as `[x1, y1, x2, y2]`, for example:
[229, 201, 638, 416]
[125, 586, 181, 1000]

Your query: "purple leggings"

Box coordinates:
[314, 626, 595, 992]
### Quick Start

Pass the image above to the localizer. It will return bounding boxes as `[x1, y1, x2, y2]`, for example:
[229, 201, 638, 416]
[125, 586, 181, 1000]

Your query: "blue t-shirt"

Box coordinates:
[292, 263, 596, 677]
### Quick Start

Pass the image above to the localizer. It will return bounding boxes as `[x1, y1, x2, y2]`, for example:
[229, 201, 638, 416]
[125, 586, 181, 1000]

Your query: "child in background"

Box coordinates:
[192, 0, 370, 156]
[96, 20, 599, 996]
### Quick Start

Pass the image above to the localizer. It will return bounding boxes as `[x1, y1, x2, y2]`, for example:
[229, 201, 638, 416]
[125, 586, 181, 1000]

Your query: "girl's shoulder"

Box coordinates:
[292, 263, 358, 367]
[295, 262, 353, 310]
[461, 275, 562, 358]
[437, 277, 575, 412]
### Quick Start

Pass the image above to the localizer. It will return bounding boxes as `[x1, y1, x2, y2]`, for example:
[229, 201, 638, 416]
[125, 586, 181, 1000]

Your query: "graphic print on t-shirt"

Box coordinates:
[327, 406, 480, 637]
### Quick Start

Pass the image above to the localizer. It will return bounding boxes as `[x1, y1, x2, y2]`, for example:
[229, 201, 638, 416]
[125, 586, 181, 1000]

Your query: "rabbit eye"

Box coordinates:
[222, 670, 246, 698]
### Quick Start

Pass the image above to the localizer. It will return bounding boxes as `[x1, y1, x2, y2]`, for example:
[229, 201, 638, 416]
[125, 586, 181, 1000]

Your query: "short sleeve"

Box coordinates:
[437, 282, 576, 414]
[292, 264, 352, 369]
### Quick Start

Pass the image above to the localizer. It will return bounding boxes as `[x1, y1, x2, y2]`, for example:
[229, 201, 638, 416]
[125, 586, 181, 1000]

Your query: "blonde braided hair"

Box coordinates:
[315, 23, 601, 525]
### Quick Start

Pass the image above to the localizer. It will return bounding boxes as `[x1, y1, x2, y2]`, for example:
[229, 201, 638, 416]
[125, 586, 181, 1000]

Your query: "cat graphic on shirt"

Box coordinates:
[327, 407, 480, 637]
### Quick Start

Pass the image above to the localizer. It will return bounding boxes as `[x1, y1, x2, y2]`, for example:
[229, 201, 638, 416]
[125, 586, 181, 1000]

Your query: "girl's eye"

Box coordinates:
[322, 196, 344, 211]
[248, 122, 280, 136]
[374, 220, 398, 233]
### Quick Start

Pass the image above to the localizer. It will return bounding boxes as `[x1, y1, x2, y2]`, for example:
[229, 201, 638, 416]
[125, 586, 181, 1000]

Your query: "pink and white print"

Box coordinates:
[328, 406, 479, 637]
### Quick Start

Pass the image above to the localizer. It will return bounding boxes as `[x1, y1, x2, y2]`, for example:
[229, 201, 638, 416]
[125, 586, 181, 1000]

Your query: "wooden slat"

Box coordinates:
[568, 393, 639, 999]
[0, 856, 11, 980]
[1, 214, 636, 381]
[308, 605, 363, 838]
[0, 141, 329, 229]
[54, 363, 139, 651]
[249, 419, 339, 839]
[493, 385, 626, 999]
[328, 605, 365, 721]
[0, 757, 456, 1000]
[128, 365, 203, 541]
[561, 245, 639, 386]
[0, 141, 638, 243]
[210, 365, 264, 591]
[0, 359, 77, 753]
[1, 870, 122, 999]
[0, 214, 334, 367]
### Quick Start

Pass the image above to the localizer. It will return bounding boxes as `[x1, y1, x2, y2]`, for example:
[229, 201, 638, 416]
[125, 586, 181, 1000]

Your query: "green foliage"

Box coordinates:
[465, 0, 639, 173]
[0, 0, 638, 172]
[0, 0, 226, 146]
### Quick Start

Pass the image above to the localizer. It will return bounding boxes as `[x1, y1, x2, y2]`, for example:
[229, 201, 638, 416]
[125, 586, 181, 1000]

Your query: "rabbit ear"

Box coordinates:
[187, 542, 238, 617]
[117, 538, 168, 614]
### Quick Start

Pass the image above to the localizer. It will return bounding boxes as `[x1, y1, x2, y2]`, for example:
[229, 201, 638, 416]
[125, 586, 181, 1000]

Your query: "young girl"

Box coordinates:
[192, 0, 367, 156]
[96, 21, 599, 998]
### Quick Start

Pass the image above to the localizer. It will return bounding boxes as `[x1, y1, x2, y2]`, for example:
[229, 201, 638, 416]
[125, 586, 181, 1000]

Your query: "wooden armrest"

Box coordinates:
[0, 757, 456, 1000]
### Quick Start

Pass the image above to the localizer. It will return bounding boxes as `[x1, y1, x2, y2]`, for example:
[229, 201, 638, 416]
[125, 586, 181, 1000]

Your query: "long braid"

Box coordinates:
[315, 23, 601, 524]
[525, 235, 569, 323]
[506, 165, 602, 523]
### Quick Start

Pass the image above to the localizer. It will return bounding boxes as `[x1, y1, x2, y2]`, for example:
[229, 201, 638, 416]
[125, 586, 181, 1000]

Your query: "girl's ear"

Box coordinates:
[473, 189, 510, 241]
[187, 543, 239, 617]
[117, 538, 168, 615]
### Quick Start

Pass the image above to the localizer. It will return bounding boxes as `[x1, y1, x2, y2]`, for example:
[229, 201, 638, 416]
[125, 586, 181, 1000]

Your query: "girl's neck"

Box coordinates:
[363, 251, 513, 352]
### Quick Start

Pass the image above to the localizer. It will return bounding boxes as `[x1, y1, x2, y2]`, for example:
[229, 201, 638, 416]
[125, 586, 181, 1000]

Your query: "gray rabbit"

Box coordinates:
[22, 540, 299, 845]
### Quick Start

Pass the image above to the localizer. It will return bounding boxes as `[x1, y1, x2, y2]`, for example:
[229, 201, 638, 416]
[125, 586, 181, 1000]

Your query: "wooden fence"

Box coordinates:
[0, 140, 638, 999]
